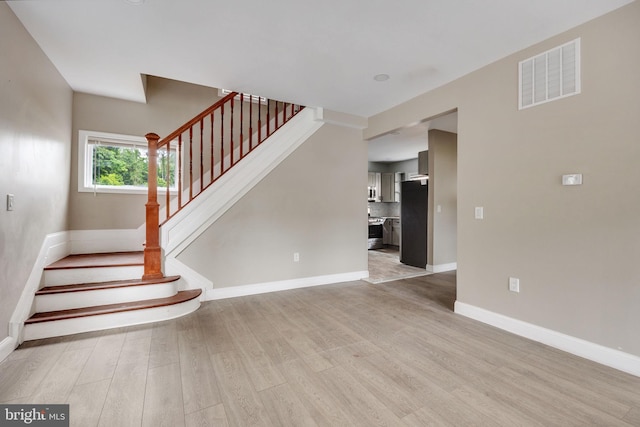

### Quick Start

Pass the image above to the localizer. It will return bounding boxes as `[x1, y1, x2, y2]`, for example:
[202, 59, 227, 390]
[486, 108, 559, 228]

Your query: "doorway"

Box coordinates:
[366, 110, 458, 283]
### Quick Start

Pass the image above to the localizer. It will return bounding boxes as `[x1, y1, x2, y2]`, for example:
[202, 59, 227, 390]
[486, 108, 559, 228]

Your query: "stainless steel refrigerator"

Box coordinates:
[400, 180, 428, 268]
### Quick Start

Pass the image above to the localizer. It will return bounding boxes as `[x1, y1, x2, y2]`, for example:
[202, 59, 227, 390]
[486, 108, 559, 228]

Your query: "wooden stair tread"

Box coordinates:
[45, 252, 144, 270]
[26, 289, 202, 324]
[36, 275, 181, 295]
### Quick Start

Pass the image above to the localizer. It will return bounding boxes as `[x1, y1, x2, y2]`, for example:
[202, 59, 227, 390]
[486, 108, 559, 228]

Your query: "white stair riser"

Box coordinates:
[35, 282, 178, 312]
[44, 266, 144, 286]
[24, 298, 200, 341]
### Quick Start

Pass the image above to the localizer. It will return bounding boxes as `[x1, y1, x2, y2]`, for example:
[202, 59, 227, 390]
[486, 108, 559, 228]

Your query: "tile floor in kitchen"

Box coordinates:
[366, 246, 431, 284]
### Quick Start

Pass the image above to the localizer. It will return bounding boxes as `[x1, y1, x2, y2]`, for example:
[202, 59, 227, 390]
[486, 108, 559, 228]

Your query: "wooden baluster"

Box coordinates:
[258, 98, 262, 144]
[165, 143, 170, 221]
[230, 97, 234, 166]
[199, 119, 204, 193]
[210, 112, 214, 183]
[220, 103, 224, 174]
[249, 95, 253, 151]
[240, 93, 244, 159]
[267, 99, 271, 137]
[275, 100, 279, 130]
[143, 133, 163, 280]
[189, 128, 193, 201]
[178, 134, 182, 209]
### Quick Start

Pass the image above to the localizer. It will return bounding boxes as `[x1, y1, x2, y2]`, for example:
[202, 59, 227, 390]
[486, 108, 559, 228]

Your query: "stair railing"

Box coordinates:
[143, 91, 304, 279]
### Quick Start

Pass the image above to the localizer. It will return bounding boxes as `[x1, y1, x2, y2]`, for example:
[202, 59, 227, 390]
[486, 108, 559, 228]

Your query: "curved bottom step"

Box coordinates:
[24, 289, 201, 341]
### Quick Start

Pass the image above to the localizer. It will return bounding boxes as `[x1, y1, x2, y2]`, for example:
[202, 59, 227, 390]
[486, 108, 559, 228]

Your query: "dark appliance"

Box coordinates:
[400, 180, 428, 268]
[368, 217, 384, 250]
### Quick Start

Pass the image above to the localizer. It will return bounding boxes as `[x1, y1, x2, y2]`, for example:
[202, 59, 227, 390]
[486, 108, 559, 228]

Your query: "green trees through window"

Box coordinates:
[91, 145, 175, 188]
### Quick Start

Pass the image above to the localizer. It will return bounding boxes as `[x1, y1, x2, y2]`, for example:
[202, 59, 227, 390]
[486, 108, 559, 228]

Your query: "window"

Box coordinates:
[519, 38, 581, 109]
[78, 130, 177, 194]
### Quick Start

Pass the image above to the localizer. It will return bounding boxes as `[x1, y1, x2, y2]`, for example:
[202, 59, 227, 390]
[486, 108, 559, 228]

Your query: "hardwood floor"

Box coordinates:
[2, 272, 640, 426]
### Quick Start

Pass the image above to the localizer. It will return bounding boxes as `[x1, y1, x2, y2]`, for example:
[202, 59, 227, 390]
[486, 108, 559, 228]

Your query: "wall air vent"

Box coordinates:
[519, 38, 580, 110]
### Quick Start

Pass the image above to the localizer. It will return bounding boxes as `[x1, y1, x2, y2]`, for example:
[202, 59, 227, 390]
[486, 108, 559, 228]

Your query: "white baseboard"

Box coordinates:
[454, 301, 640, 378]
[9, 231, 71, 348]
[206, 270, 369, 301]
[70, 228, 144, 254]
[0, 336, 17, 363]
[427, 262, 457, 273]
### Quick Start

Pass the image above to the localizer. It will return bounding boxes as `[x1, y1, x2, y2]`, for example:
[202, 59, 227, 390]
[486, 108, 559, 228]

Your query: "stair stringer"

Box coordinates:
[160, 107, 324, 262]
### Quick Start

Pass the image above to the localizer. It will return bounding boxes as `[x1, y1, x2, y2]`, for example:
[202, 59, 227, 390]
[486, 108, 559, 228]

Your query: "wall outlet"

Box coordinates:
[293, 252, 300, 262]
[509, 277, 520, 293]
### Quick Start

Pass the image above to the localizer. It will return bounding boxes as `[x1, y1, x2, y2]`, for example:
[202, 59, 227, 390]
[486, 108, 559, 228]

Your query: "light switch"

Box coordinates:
[7, 194, 14, 211]
[437, 205, 442, 213]
[475, 206, 484, 219]
[562, 174, 583, 186]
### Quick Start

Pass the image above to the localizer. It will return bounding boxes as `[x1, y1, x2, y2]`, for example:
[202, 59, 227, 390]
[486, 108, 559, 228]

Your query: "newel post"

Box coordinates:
[143, 132, 164, 280]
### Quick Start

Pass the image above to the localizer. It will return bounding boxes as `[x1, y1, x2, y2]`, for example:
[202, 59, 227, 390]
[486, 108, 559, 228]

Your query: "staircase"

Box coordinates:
[20, 91, 310, 341]
[23, 252, 201, 341]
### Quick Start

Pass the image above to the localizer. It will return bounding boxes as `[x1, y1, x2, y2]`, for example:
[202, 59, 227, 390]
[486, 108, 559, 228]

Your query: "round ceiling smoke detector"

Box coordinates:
[124, 0, 145, 5]
[373, 74, 390, 82]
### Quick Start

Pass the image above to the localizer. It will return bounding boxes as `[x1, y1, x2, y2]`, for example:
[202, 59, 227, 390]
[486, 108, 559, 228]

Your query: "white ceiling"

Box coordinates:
[368, 112, 458, 163]
[8, 0, 632, 121]
[7, 1, 632, 163]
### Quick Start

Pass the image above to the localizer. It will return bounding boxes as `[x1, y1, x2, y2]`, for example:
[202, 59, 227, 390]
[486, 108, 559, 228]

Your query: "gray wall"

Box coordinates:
[178, 123, 368, 288]
[366, 2, 640, 357]
[0, 4, 72, 342]
[427, 130, 457, 267]
[70, 77, 223, 230]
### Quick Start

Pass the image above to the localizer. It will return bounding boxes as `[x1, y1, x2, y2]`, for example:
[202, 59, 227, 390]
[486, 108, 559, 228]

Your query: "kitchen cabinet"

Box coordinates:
[367, 172, 380, 201]
[383, 219, 392, 244]
[392, 219, 401, 246]
[369, 171, 401, 202]
[383, 218, 401, 246]
[380, 173, 394, 202]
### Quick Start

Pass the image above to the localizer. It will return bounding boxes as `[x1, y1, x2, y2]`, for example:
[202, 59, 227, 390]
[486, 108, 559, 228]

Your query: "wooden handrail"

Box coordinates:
[144, 91, 304, 279]
[158, 91, 238, 149]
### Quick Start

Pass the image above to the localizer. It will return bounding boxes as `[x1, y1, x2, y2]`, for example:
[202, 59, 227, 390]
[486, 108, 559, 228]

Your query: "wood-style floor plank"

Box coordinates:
[178, 332, 222, 415]
[141, 363, 185, 427]
[1, 271, 639, 426]
[149, 321, 180, 369]
[209, 351, 270, 427]
[66, 379, 111, 427]
[316, 365, 404, 426]
[29, 347, 93, 404]
[279, 359, 354, 426]
[184, 404, 229, 427]
[75, 333, 125, 385]
[98, 361, 148, 427]
[0, 339, 69, 402]
[259, 383, 318, 427]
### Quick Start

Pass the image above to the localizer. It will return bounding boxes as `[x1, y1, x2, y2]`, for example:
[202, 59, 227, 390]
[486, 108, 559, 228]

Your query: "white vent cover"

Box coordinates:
[519, 38, 581, 109]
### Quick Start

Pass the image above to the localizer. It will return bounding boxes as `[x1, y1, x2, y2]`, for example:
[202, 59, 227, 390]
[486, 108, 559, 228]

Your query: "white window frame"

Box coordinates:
[78, 130, 178, 195]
